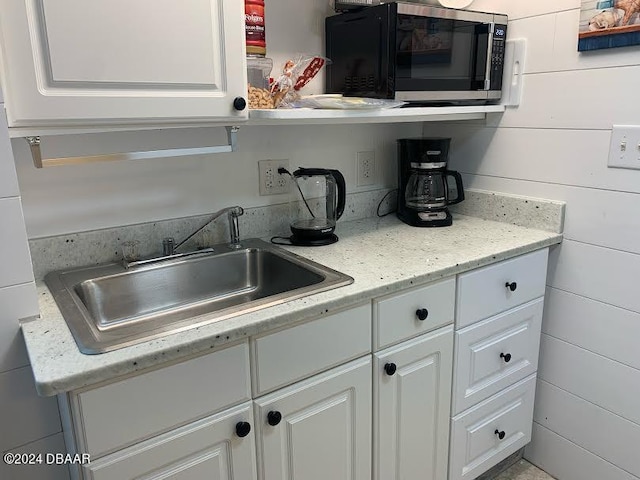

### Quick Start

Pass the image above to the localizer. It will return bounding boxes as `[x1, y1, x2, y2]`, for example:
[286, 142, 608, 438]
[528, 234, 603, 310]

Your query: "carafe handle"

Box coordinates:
[446, 170, 465, 205]
[330, 169, 347, 220]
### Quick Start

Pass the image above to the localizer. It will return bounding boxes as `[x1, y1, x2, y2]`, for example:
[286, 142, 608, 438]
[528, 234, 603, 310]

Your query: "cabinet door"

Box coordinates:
[374, 325, 454, 480]
[0, 0, 247, 127]
[84, 402, 257, 480]
[254, 357, 372, 480]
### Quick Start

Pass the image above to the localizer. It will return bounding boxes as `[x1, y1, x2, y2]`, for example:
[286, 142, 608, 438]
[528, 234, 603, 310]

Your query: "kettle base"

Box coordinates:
[289, 234, 339, 246]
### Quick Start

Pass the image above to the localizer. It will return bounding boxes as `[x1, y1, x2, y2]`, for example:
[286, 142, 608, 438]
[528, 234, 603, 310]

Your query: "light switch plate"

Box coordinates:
[608, 125, 640, 170]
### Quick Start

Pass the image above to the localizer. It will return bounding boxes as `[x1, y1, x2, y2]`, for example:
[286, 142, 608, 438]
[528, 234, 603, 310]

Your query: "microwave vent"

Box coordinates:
[344, 75, 375, 92]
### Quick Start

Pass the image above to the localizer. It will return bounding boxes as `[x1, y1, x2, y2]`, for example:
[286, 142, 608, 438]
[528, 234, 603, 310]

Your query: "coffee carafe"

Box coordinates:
[274, 167, 346, 246]
[397, 138, 465, 227]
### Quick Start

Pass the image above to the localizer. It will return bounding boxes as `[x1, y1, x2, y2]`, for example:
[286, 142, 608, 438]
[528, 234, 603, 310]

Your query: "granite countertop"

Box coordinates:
[21, 213, 562, 396]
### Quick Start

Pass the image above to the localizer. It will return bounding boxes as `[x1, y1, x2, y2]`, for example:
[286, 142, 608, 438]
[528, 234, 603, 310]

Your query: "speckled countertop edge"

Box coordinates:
[21, 214, 562, 396]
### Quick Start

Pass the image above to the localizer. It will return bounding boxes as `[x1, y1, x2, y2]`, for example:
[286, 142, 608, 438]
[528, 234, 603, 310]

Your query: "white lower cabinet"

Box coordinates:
[449, 248, 549, 480]
[253, 357, 372, 480]
[83, 401, 257, 480]
[373, 325, 453, 480]
[59, 248, 550, 480]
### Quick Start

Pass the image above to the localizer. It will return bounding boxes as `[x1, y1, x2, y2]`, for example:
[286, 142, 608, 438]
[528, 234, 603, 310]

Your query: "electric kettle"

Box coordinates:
[274, 167, 346, 246]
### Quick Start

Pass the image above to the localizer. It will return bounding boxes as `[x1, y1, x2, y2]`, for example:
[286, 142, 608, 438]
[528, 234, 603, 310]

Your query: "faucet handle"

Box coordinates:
[229, 206, 244, 218]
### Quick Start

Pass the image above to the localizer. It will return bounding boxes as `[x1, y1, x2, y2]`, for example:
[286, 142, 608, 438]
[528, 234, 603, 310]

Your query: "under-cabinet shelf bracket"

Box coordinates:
[26, 126, 240, 168]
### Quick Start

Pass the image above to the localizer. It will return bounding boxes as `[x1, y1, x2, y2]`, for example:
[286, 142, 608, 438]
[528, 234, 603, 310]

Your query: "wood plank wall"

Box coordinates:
[425, 1, 640, 479]
[0, 99, 68, 479]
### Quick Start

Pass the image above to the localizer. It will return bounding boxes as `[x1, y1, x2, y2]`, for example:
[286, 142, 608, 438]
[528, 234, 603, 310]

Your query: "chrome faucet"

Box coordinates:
[123, 206, 244, 269]
[165, 205, 245, 255]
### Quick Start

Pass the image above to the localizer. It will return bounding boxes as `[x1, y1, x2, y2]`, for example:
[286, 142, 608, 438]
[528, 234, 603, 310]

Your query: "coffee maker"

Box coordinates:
[397, 138, 465, 227]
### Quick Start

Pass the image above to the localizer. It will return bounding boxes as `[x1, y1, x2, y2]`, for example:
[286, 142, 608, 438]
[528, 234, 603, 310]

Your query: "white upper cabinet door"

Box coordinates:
[0, 0, 248, 128]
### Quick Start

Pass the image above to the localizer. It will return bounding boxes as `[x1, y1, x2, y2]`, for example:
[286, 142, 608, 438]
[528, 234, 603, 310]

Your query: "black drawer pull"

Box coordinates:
[494, 429, 506, 440]
[505, 282, 517, 292]
[416, 308, 429, 321]
[235, 421, 251, 438]
[384, 363, 397, 376]
[500, 352, 512, 363]
[267, 411, 282, 426]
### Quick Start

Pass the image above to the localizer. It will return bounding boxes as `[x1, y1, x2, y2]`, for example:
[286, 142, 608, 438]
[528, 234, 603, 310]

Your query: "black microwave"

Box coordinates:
[325, 3, 508, 104]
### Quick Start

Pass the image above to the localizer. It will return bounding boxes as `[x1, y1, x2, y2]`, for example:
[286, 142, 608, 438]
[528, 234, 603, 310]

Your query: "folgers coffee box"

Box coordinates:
[245, 0, 266, 56]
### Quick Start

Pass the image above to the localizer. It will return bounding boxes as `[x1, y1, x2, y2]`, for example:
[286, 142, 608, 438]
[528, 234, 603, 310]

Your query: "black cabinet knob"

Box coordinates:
[416, 308, 429, 321]
[505, 282, 517, 292]
[384, 363, 397, 376]
[235, 421, 251, 438]
[267, 411, 282, 426]
[494, 429, 506, 440]
[233, 96, 247, 111]
[500, 352, 512, 363]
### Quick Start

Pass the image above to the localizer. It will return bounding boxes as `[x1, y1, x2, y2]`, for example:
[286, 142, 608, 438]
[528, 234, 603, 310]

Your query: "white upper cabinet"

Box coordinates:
[0, 0, 248, 128]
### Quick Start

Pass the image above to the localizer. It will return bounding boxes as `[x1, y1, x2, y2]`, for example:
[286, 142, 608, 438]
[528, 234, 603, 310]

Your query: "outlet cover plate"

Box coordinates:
[609, 125, 640, 170]
[356, 151, 375, 186]
[258, 159, 290, 196]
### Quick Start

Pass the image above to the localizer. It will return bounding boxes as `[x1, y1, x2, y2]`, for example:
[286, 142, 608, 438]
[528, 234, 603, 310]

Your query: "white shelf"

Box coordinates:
[248, 105, 505, 126]
[6, 105, 505, 138]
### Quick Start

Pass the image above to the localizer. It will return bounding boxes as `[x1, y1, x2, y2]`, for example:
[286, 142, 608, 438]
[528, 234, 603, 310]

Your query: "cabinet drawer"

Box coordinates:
[251, 303, 371, 396]
[452, 298, 543, 415]
[374, 278, 455, 349]
[449, 374, 536, 480]
[72, 342, 251, 457]
[456, 249, 548, 329]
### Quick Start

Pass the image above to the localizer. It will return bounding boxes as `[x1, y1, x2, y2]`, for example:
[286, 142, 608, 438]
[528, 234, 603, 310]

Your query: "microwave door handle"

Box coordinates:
[483, 23, 495, 90]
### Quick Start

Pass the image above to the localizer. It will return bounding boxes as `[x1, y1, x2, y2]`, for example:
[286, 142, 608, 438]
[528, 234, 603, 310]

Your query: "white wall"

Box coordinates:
[424, 1, 640, 478]
[0, 98, 69, 479]
[13, 123, 420, 238]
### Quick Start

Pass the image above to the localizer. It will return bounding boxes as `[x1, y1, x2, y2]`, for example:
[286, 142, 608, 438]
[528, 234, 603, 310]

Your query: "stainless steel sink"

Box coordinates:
[45, 239, 353, 354]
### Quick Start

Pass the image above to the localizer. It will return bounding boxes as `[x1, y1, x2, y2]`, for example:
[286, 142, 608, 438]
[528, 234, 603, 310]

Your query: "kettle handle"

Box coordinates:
[330, 169, 347, 220]
[446, 170, 465, 205]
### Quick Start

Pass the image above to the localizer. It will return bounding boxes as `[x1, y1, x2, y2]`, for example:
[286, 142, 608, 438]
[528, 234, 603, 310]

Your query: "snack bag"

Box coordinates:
[270, 55, 330, 108]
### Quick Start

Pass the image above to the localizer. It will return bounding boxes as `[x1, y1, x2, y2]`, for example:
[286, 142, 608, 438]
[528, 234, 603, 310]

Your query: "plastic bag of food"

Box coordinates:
[270, 55, 330, 108]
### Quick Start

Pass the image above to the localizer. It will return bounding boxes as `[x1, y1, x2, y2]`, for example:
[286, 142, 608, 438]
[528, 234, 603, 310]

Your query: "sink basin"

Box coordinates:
[45, 239, 353, 354]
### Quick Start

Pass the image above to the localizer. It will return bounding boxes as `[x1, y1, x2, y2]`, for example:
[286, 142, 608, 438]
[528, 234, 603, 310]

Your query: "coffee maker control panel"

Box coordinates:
[418, 211, 449, 221]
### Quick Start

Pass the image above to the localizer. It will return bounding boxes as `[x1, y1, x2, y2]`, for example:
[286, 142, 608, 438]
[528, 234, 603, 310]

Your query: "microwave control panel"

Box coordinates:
[490, 24, 507, 91]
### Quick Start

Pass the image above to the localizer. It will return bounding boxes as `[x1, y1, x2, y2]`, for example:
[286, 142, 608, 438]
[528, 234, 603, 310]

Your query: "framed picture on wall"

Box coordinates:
[579, 0, 640, 51]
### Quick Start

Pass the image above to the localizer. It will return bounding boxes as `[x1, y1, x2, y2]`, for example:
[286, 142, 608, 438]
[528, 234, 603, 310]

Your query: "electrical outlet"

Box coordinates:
[356, 151, 375, 186]
[609, 125, 640, 170]
[259, 159, 290, 196]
